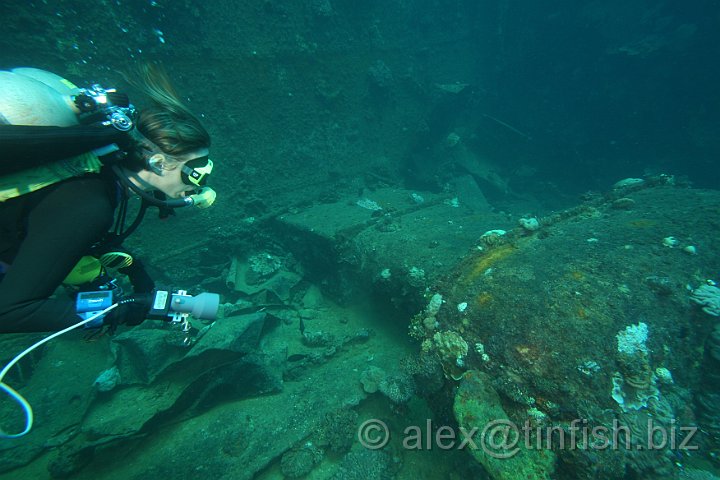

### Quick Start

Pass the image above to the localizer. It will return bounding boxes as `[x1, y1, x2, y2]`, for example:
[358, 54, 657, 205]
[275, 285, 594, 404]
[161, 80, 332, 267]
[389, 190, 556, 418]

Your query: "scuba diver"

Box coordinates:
[0, 65, 217, 333]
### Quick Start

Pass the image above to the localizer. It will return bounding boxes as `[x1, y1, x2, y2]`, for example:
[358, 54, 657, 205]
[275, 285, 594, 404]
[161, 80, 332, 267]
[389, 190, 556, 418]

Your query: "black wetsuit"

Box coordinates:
[0, 123, 153, 333]
[0, 175, 116, 332]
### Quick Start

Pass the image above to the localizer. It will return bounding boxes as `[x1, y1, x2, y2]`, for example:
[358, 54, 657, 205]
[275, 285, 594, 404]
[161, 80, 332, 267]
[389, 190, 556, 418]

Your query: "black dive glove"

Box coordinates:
[119, 258, 155, 294]
[103, 295, 152, 332]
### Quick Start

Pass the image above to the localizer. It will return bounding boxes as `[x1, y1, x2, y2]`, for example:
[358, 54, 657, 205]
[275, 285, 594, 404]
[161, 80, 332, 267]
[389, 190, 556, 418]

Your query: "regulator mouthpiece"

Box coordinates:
[188, 187, 216, 209]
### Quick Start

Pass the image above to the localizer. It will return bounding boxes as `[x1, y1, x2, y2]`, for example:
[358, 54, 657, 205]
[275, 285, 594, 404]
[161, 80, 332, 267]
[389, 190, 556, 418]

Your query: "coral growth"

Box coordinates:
[691, 284, 720, 316]
[317, 409, 359, 453]
[331, 449, 395, 480]
[612, 322, 659, 412]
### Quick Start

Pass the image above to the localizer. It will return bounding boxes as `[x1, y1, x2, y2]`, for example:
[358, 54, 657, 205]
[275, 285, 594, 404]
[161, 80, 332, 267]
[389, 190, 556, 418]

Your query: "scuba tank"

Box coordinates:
[0, 68, 80, 126]
[0, 68, 135, 201]
[0, 67, 133, 128]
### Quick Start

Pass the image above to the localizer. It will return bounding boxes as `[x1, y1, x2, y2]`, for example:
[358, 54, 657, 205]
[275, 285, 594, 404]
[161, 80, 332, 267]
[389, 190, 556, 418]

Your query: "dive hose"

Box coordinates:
[0, 303, 118, 439]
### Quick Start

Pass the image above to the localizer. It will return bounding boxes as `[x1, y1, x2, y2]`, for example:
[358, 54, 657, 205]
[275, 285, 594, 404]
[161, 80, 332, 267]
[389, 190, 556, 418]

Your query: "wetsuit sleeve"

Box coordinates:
[119, 257, 155, 294]
[0, 124, 133, 173]
[0, 177, 114, 333]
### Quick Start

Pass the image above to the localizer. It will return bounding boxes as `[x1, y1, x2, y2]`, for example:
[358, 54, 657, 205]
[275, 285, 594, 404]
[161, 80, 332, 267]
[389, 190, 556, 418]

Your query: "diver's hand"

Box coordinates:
[104, 300, 150, 332]
[119, 258, 155, 294]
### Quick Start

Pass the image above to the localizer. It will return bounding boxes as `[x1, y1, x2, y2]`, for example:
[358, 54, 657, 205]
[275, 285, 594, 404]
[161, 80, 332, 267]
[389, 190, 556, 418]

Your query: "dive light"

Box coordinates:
[147, 288, 220, 322]
[76, 288, 220, 328]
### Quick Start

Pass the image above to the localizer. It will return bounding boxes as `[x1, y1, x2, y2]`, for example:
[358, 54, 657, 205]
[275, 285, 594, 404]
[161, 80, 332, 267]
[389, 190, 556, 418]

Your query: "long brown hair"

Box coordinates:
[126, 64, 210, 157]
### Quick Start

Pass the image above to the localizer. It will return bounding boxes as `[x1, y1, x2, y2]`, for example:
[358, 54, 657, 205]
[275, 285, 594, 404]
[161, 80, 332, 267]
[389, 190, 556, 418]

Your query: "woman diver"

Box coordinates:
[0, 65, 216, 333]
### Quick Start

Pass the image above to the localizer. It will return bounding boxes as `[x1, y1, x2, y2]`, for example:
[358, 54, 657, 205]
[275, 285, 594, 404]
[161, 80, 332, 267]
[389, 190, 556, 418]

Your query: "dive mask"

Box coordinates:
[181, 155, 213, 187]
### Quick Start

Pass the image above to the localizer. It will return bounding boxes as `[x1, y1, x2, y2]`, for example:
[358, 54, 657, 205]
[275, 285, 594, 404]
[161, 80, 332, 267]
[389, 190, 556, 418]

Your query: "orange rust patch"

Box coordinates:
[515, 345, 531, 356]
[568, 270, 585, 281]
[474, 291, 493, 308]
[459, 243, 516, 285]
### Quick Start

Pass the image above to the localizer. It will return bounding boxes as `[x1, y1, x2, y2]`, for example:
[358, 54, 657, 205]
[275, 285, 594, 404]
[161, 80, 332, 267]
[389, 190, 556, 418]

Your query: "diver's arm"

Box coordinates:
[0, 124, 133, 173]
[0, 177, 115, 333]
[120, 257, 155, 294]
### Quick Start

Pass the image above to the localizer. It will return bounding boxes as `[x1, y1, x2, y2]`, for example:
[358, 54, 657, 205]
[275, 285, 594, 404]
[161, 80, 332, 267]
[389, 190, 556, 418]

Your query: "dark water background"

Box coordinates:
[1, 0, 718, 203]
[1, 1, 720, 479]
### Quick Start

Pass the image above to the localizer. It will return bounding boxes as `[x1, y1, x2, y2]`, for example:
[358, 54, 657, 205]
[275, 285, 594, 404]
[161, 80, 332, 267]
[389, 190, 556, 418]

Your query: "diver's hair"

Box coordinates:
[125, 63, 210, 158]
